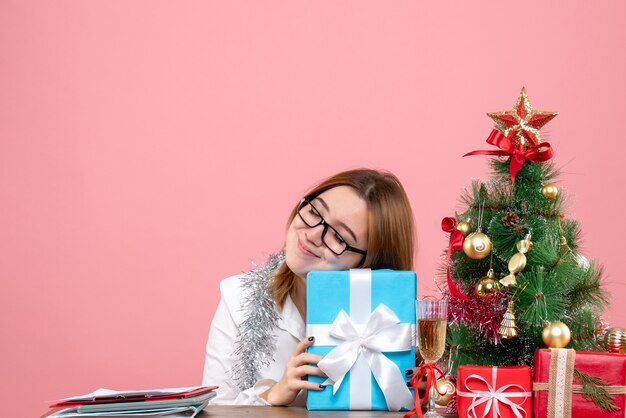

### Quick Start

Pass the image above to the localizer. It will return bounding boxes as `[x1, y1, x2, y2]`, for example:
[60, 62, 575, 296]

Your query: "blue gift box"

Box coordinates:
[306, 269, 416, 411]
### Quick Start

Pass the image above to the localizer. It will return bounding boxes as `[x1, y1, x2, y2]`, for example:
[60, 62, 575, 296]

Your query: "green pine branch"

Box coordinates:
[573, 369, 620, 413]
[525, 234, 560, 267]
[517, 267, 569, 328]
[569, 309, 606, 351]
[566, 261, 608, 309]
[490, 158, 561, 186]
[561, 219, 582, 253]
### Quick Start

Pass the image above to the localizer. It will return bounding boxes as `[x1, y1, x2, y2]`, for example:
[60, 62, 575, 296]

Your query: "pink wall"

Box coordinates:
[2, 2, 625, 416]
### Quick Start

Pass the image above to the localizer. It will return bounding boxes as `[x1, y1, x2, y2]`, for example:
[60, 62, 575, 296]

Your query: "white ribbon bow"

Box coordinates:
[316, 303, 414, 411]
[457, 367, 532, 418]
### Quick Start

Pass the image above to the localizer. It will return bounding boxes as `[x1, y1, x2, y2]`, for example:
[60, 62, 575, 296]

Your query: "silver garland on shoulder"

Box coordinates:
[231, 252, 285, 391]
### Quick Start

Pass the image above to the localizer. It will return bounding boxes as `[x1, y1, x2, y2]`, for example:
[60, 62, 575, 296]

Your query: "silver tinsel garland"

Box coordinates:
[231, 252, 285, 390]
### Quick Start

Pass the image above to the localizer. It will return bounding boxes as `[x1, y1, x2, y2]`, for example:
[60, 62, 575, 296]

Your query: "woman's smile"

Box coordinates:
[297, 239, 319, 258]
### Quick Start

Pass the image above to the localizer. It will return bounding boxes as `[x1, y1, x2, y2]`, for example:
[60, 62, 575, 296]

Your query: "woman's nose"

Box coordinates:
[306, 224, 325, 246]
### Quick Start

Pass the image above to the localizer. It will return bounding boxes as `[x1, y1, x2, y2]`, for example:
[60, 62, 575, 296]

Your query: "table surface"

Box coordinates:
[42, 405, 458, 417]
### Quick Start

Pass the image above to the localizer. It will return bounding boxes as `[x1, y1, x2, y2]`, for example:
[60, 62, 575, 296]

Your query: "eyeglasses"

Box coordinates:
[297, 198, 367, 256]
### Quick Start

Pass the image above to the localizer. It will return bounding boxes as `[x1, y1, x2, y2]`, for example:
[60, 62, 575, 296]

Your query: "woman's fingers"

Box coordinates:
[301, 380, 328, 391]
[294, 352, 324, 366]
[290, 336, 316, 358]
[288, 337, 321, 368]
[261, 336, 330, 405]
[293, 364, 327, 378]
[405, 366, 419, 378]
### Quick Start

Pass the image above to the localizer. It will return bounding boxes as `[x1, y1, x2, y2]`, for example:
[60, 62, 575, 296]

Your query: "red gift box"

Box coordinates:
[457, 365, 533, 418]
[534, 349, 626, 418]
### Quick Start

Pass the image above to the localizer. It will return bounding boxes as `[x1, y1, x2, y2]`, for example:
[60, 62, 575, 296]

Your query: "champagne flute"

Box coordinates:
[416, 298, 448, 418]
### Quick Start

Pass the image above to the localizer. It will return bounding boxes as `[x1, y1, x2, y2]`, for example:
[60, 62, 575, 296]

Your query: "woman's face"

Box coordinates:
[285, 185, 369, 280]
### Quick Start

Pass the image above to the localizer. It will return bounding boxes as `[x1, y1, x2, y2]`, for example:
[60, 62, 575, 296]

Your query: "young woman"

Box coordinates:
[202, 168, 415, 406]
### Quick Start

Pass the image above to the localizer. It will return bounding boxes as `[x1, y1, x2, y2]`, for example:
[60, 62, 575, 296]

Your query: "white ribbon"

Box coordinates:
[457, 367, 532, 418]
[316, 303, 414, 411]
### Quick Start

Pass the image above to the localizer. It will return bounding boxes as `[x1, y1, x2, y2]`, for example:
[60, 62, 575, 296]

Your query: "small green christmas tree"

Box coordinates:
[440, 88, 609, 371]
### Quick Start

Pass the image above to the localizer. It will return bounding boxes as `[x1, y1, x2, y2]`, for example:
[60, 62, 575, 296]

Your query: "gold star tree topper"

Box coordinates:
[487, 88, 558, 149]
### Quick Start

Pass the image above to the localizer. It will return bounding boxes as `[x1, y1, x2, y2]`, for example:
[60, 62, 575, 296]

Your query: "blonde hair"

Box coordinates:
[271, 168, 415, 310]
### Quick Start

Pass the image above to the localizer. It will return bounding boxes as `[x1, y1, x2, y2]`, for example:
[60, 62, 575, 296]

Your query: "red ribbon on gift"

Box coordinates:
[464, 129, 554, 183]
[404, 363, 447, 418]
[442, 217, 469, 301]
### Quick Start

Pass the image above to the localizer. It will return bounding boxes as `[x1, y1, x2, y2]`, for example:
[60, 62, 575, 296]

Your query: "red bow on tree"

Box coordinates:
[464, 129, 553, 183]
[441, 217, 469, 301]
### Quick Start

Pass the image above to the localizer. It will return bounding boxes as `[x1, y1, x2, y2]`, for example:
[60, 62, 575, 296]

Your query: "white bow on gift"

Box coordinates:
[316, 303, 414, 411]
[457, 367, 532, 418]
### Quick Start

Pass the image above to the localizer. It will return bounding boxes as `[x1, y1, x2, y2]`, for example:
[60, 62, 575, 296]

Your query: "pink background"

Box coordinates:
[2, 2, 625, 416]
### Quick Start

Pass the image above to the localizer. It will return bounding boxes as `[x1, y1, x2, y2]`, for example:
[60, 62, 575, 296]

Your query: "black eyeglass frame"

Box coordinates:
[297, 198, 368, 256]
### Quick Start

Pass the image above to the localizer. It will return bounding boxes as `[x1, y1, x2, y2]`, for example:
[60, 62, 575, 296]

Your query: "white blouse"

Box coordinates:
[202, 274, 307, 405]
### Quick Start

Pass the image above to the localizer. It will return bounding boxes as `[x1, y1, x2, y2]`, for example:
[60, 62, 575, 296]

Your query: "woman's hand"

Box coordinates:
[260, 336, 327, 406]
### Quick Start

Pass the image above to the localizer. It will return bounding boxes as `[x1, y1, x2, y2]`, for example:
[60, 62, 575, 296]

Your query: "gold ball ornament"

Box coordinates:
[434, 378, 456, 407]
[542, 321, 571, 348]
[542, 184, 559, 199]
[476, 269, 500, 298]
[605, 327, 626, 353]
[456, 221, 472, 237]
[463, 231, 492, 259]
